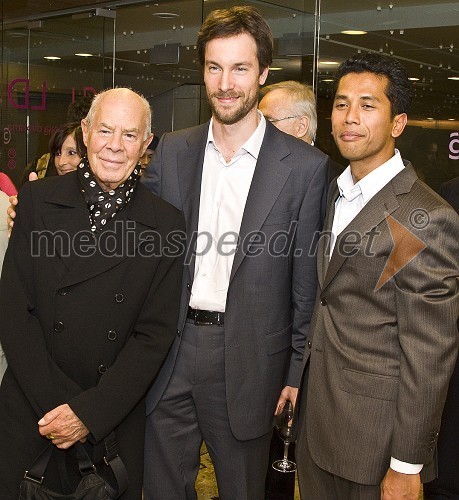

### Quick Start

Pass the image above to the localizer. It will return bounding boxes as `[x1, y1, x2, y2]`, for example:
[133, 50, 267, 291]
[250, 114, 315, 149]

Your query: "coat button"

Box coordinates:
[307, 340, 312, 348]
[54, 321, 64, 332]
[176, 329, 181, 337]
[186, 283, 191, 291]
[98, 364, 107, 374]
[107, 330, 118, 341]
[320, 298, 327, 306]
[115, 293, 124, 303]
[58, 288, 68, 296]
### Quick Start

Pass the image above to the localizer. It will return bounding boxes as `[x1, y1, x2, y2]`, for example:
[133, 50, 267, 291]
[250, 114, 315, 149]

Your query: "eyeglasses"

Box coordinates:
[267, 116, 300, 123]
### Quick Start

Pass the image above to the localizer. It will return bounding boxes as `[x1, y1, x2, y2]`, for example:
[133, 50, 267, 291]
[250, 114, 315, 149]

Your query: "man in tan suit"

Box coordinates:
[297, 53, 459, 500]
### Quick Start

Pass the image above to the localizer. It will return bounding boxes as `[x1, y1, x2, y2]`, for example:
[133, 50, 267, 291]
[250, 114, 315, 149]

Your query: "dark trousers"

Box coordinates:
[143, 320, 272, 500]
[424, 356, 459, 499]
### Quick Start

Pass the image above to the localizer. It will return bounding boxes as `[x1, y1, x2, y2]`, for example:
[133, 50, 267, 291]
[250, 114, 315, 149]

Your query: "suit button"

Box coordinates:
[307, 340, 312, 348]
[115, 293, 124, 303]
[58, 288, 68, 296]
[54, 321, 64, 332]
[98, 364, 107, 374]
[177, 329, 181, 337]
[186, 283, 191, 291]
[320, 298, 327, 306]
[107, 330, 118, 341]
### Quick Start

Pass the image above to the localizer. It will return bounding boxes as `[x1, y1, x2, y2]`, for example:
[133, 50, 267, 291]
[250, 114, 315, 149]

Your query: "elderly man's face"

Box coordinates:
[82, 90, 152, 191]
[259, 89, 299, 136]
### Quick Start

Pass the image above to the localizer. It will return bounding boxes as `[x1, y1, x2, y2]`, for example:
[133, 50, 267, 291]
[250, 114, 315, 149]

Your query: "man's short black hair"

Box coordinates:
[334, 53, 412, 118]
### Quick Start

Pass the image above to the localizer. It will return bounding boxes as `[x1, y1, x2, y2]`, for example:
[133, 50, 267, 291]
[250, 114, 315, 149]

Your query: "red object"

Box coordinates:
[0, 172, 18, 196]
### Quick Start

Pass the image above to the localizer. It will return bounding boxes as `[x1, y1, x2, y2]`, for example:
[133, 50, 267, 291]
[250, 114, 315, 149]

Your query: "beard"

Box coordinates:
[207, 89, 259, 125]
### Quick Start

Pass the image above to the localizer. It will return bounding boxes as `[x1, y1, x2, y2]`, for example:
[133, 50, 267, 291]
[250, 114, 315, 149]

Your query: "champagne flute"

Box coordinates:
[272, 400, 296, 473]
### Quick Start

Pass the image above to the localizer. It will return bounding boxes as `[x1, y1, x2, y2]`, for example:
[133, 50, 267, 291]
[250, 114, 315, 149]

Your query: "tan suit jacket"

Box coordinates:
[302, 163, 459, 485]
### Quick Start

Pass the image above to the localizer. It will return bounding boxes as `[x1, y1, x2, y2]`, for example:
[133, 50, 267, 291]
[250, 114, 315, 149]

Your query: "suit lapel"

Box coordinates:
[42, 174, 157, 287]
[230, 123, 292, 282]
[317, 180, 339, 287]
[177, 123, 209, 282]
[322, 163, 418, 291]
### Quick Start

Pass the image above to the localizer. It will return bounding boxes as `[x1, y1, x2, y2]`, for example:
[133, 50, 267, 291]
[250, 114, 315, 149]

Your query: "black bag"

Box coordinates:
[19, 433, 128, 500]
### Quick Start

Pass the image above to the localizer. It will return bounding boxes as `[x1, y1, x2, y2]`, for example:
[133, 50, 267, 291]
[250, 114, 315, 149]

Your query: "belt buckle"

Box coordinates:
[191, 309, 222, 325]
[195, 310, 213, 325]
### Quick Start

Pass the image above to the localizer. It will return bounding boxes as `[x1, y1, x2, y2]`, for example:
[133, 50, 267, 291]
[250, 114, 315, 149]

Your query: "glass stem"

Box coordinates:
[283, 441, 290, 462]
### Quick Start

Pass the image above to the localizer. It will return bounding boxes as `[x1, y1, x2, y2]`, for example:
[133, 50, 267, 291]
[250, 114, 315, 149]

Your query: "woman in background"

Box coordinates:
[21, 122, 86, 183]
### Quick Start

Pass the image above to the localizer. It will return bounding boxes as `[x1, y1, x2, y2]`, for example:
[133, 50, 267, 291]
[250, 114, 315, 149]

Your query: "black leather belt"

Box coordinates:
[187, 307, 224, 325]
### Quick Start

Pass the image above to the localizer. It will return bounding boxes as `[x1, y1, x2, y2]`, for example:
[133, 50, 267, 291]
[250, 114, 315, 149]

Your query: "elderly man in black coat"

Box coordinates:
[0, 88, 184, 498]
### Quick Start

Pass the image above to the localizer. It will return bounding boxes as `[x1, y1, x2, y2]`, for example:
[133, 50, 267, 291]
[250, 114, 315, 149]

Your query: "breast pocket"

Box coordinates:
[263, 211, 293, 227]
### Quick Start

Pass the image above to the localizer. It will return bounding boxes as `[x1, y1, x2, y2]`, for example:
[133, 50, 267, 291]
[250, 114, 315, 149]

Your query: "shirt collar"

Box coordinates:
[206, 110, 266, 161]
[337, 149, 405, 204]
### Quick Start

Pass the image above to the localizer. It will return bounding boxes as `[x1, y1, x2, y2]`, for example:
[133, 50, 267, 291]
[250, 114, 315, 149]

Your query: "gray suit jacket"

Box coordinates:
[145, 121, 329, 440]
[303, 163, 459, 484]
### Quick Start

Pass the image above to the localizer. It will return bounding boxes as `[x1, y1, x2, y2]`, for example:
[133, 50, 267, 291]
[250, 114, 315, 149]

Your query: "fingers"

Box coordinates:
[7, 199, 17, 236]
[274, 386, 299, 415]
[38, 404, 89, 446]
[8, 194, 18, 206]
[275, 395, 288, 416]
[29, 172, 39, 181]
[38, 404, 66, 429]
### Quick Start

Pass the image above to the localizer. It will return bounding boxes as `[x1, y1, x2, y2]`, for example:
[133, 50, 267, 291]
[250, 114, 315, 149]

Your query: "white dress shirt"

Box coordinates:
[330, 150, 423, 475]
[190, 112, 266, 312]
[330, 150, 405, 257]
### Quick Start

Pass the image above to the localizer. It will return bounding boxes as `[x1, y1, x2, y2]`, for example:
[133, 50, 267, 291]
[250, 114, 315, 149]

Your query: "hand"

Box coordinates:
[7, 195, 18, 236]
[275, 385, 298, 416]
[38, 404, 89, 449]
[381, 468, 421, 500]
[7, 172, 38, 236]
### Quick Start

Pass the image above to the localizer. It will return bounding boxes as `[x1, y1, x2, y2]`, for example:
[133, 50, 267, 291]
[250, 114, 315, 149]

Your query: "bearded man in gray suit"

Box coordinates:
[142, 6, 329, 499]
[297, 53, 459, 500]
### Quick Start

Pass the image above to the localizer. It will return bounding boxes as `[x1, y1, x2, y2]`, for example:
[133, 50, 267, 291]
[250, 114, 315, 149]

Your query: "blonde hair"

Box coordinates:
[261, 81, 317, 141]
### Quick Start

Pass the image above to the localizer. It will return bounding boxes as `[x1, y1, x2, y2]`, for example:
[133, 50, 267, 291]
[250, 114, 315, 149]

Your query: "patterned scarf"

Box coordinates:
[77, 157, 140, 233]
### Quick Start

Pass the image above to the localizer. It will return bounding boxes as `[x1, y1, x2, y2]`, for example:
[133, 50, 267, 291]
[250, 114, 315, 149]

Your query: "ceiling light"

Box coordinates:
[152, 12, 179, 19]
[44, 56, 61, 60]
[322, 78, 334, 82]
[75, 53, 93, 57]
[341, 30, 367, 35]
[448, 118, 455, 121]
[320, 61, 339, 66]
[426, 117, 434, 120]
[448, 76, 459, 80]
[408, 77, 419, 81]
[269, 67, 283, 71]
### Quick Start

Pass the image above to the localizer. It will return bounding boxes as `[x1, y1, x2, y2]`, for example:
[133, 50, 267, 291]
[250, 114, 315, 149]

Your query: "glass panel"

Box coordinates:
[318, 0, 459, 190]
[1, 7, 114, 187]
[113, 1, 205, 136]
[1, 0, 456, 193]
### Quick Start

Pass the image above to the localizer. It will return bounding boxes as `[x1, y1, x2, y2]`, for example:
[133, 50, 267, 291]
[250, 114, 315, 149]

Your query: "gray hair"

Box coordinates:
[261, 81, 317, 141]
[84, 87, 152, 140]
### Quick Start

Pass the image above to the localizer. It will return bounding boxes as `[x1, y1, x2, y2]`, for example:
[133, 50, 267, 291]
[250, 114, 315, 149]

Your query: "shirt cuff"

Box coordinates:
[390, 457, 423, 474]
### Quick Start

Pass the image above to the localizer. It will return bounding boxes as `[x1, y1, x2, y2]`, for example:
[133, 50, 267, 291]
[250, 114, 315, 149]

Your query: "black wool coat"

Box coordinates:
[0, 172, 184, 498]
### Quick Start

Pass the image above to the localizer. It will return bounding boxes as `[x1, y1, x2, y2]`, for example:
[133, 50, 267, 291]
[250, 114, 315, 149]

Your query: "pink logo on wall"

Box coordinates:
[450, 132, 459, 160]
[7, 79, 97, 111]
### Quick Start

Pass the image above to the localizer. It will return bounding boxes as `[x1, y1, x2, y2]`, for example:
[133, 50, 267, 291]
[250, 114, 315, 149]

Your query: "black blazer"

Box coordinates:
[0, 172, 184, 498]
